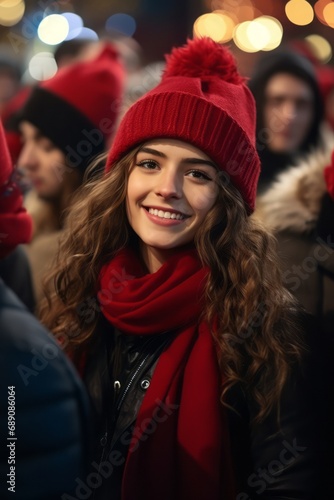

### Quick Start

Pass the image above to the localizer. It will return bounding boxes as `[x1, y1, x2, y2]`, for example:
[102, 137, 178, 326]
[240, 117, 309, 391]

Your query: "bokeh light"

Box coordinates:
[236, 4, 256, 23]
[285, 0, 314, 26]
[106, 13, 136, 37]
[247, 19, 270, 50]
[217, 0, 258, 23]
[212, 11, 236, 43]
[29, 52, 58, 81]
[65, 27, 99, 41]
[0, 0, 25, 27]
[233, 21, 258, 53]
[314, 0, 332, 25]
[62, 13, 84, 40]
[193, 13, 227, 43]
[305, 34, 332, 62]
[323, 2, 334, 27]
[255, 16, 283, 51]
[232, 16, 283, 53]
[38, 14, 69, 45]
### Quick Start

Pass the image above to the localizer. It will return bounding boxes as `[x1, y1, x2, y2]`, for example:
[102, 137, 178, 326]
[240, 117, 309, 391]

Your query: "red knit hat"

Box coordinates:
[106, 37, 260, 212]
[19, 43, 125, 171]
[0, 119, 32, 258]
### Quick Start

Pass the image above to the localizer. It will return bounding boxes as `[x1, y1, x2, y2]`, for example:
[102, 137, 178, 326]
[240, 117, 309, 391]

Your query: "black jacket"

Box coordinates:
[83, 314, 332, 500]
[0, 245, 35, 312]
[0, 279, 92, 500]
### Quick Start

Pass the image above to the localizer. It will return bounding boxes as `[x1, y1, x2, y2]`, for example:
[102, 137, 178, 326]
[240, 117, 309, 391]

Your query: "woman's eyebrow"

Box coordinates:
[181, 158, 217, 169]
[139, 147, 217, 169]
[139, 147, 166, 158]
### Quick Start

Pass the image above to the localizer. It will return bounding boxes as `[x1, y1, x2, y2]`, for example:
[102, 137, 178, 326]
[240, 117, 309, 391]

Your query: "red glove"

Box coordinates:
[324, 149, 334, 200]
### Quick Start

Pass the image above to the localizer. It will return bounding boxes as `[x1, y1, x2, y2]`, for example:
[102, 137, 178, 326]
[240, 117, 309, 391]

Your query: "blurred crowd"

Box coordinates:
[1, 33, 334, 499]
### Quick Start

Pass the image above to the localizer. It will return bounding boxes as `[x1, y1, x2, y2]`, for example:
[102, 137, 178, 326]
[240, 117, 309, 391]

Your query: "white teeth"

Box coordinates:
[148, 208, 184, 220]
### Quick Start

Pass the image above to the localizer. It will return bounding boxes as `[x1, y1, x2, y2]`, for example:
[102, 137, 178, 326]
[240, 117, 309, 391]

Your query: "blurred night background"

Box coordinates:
[0, 0, 333, 84]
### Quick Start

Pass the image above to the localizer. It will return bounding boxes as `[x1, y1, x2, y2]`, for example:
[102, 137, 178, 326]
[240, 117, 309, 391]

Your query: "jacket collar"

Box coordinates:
[255, 126, 334, 234]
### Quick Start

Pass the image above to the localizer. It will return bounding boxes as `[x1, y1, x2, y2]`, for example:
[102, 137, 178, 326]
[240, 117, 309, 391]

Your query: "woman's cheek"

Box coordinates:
[191, 186, 218, 212]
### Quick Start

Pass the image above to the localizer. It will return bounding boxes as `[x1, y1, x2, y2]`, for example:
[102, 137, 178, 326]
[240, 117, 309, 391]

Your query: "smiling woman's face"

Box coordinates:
[126, 138, 219, 272]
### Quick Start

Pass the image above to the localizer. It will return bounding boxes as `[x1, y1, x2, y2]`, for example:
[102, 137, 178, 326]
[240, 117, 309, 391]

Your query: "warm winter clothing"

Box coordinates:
[0, 279, 92, 500]
[0, 108, 92, 500]
[55, 37, 330, 500]
[97, 246, 235, 499]
[256, 137, 334, 338]
[0, 116, 35, 308]
[18, 43, 126, 306]
[0, 245, 35, 311]
[248, 49, 324, 193]
[82, 246, 330, 500]
[106, 37, 260, 213]
[19, 43, 125, 172]
[0, 121, 32, 259]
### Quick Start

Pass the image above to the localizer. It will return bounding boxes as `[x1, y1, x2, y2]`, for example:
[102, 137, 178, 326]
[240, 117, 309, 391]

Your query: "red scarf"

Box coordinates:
[98, 247, 236, 500]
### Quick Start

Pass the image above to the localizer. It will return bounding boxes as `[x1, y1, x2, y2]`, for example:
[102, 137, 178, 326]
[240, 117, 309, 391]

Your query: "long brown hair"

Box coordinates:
[40, 145, 304, 422]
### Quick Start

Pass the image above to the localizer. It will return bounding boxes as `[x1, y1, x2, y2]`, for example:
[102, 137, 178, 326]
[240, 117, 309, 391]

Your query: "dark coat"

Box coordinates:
[0, 246, 35, 313]
[83, 314, 332, 500]
[256, 142, 334, 338]
[0, 279, 92, 500]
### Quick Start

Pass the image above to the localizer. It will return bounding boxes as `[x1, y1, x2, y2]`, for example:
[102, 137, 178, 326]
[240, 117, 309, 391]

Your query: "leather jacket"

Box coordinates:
[83, 314, 332, 500]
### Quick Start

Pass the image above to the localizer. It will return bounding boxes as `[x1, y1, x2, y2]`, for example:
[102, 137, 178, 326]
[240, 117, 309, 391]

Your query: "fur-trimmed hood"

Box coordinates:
[255, 127, 334, 234]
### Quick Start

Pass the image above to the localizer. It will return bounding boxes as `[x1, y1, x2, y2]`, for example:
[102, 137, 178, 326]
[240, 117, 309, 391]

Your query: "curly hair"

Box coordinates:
[40, 145, 305, 422]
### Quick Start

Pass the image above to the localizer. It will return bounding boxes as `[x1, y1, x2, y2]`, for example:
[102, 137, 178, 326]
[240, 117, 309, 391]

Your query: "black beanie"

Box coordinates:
[19, 43, 125, 172]
[248, 49, 324, 153]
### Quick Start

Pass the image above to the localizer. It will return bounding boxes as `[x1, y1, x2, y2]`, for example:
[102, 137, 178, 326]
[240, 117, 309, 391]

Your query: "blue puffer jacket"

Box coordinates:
[0, 279, 92, 500]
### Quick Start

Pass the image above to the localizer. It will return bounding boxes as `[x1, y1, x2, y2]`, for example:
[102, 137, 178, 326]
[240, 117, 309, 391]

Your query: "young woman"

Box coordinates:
[41, 37, 329, 499]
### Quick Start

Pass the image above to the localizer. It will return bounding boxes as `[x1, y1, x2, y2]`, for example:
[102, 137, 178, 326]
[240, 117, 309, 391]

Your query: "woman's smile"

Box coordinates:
[126, 138, 219, 270]
[144, 205, 191, 223]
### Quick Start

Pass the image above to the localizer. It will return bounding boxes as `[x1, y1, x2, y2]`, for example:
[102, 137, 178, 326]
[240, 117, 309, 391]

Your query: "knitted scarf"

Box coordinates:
[98, 246, 236, 500]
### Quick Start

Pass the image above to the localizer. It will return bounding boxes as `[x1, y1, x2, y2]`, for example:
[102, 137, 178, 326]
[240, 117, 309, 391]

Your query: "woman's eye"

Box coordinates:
[187, 170, 212, 181]
[136, 160, 158, 170]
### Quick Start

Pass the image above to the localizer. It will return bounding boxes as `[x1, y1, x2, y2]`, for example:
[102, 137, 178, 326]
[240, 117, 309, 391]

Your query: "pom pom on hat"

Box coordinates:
[164, 37, 244, 85]
[106, 37, 260, 212]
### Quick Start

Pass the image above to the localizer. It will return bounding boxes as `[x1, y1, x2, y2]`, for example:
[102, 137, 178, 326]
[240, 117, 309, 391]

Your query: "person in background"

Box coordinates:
[289, 38, 334, 133]
[255, 133, 334, 492]
[0, 117, 92, 500]
[256, 137, 334, 341]
[53, 38, 101, 69]
[248, 49, 324, 194]
[40, 37, 329, 499]
[16, 42, 125, 306]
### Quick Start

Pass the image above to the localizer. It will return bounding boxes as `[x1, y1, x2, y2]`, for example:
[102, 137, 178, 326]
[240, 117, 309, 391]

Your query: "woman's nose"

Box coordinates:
[154, 170, 182, 199]
[18, 143, 37, 171]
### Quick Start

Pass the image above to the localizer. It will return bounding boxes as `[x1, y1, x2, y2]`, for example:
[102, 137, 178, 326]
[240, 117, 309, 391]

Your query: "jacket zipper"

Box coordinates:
[116, 352, 150, 411]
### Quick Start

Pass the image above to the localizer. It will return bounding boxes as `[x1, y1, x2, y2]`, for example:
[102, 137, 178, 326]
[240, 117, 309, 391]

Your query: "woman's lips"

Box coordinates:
[144, 206, 191, 225]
